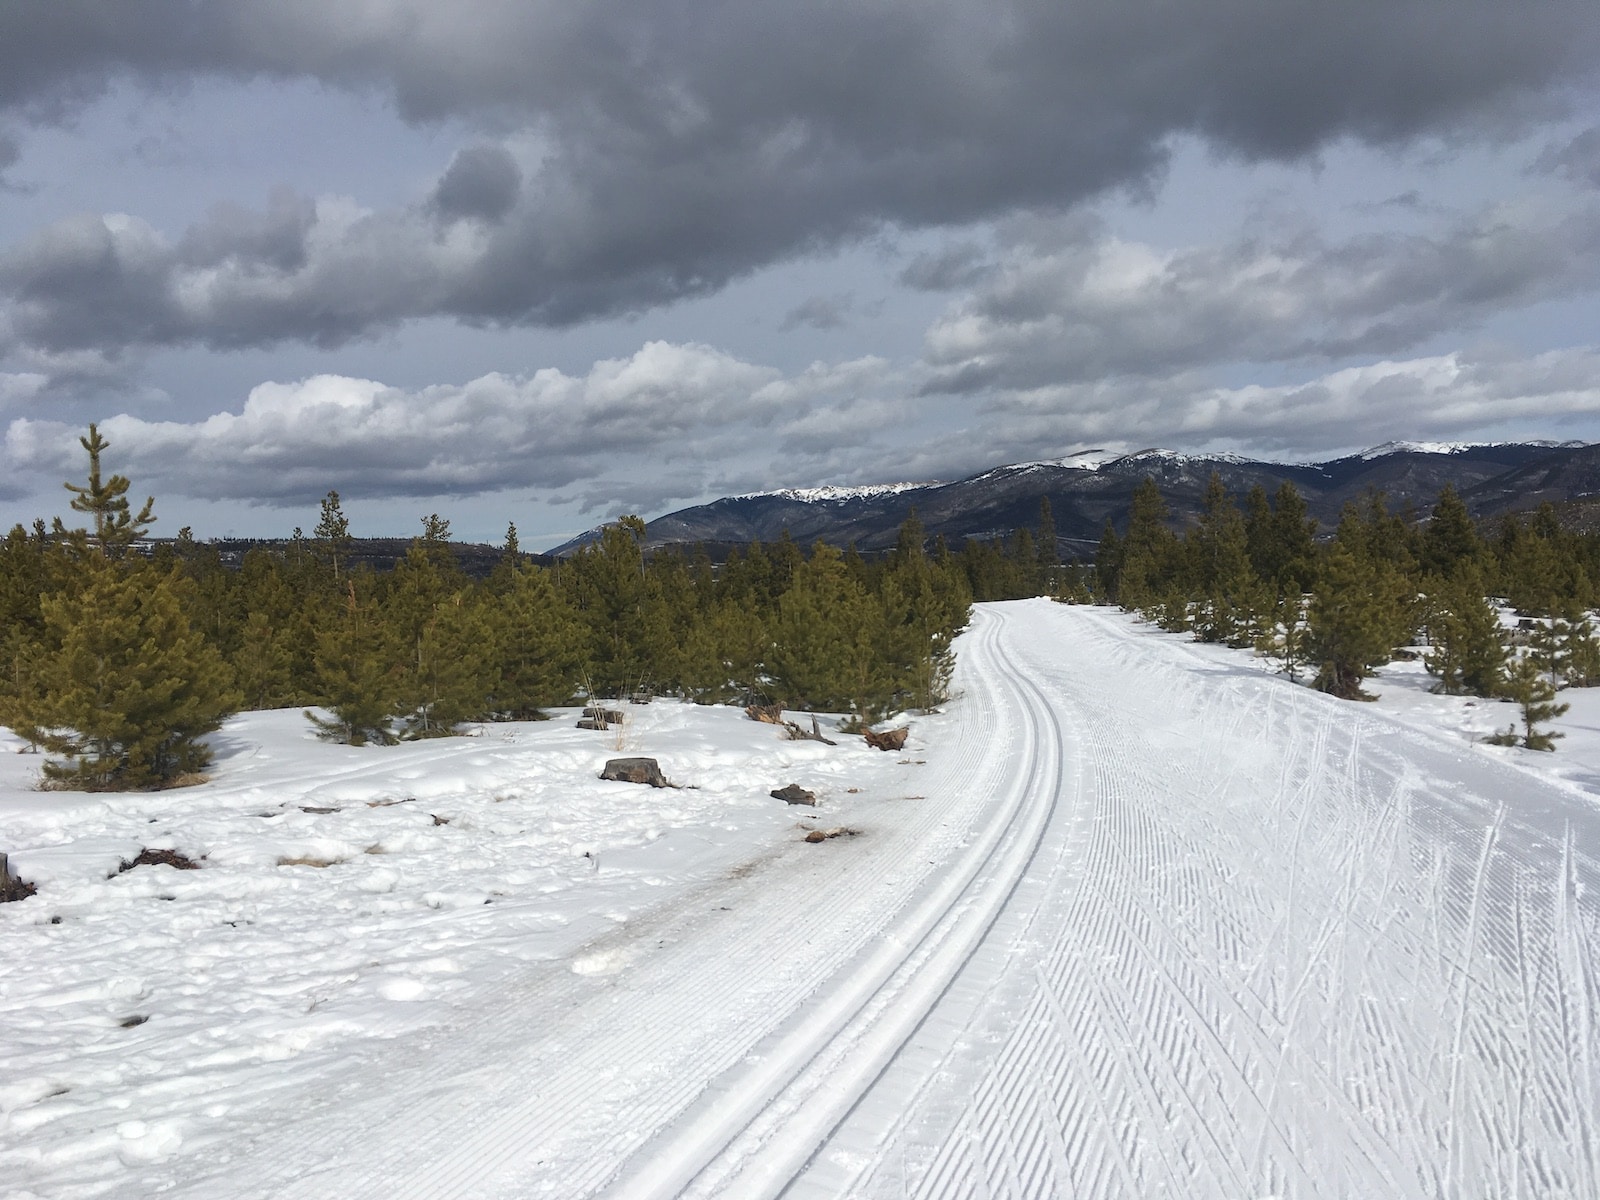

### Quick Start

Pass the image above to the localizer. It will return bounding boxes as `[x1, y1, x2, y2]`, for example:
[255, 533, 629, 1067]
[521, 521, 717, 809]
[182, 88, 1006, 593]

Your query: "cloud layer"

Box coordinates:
[2, 1, 1598, 360]
[8, 340, 1600, 520]
[1, 342, 911, 514]
[921, 202, 1600, 393]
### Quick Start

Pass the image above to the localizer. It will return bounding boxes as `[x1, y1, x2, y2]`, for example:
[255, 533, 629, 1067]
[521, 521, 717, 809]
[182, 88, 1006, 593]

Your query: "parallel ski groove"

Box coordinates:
[169, 601, 1600, 1199]
[823, 602, 1600, 1200]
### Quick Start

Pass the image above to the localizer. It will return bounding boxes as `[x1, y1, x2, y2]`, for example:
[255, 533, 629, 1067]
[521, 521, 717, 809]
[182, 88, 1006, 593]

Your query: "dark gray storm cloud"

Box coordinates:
[1, 1, 1598, 359]
[780, 295, 851, 332]
[431, 145, 522, 224]
[1537, 128, 1600, 188]
[899, 243, 991, 292]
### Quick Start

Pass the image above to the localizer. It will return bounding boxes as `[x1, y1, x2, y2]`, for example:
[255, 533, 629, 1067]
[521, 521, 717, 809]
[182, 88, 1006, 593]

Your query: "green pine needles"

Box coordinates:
[1490, 656, 1570, 751]
[8, 429, 239, 788]
[1094, 471, 1598, 746]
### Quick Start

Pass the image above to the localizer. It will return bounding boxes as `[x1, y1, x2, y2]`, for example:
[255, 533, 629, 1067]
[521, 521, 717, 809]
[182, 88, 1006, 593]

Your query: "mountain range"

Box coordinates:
[553, 441, 1600, 560]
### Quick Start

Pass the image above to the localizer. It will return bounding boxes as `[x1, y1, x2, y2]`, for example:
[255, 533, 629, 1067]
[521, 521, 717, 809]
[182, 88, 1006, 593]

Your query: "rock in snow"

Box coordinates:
[599, 757, 669, 787]
[771, 783, 817, 805]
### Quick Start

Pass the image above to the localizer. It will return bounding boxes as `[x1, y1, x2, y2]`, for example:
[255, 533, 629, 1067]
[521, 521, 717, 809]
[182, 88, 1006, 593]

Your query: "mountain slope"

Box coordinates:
[553, 441, 1591, 557]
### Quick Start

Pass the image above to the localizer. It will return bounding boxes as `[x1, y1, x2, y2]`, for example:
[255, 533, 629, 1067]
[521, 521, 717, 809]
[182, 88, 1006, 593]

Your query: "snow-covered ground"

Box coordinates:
[3, 600, 1598, 1198]
[0, 701, 917, 1198]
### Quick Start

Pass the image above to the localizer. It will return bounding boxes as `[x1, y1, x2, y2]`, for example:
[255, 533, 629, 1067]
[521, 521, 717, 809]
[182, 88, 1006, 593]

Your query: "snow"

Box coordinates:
[0, 704, 910, 1198]
[734, 481, 934, 503]
[1117, 447, 1256, 466]
[1357, 439, 1481, 458]
[1355, 438, 1579, 459]
[3, 602, 1598, 1198]
[1049, 447, 1124, 470]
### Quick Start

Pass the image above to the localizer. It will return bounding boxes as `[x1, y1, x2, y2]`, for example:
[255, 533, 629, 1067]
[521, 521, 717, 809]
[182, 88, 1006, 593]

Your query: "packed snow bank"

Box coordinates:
[0, 703, 910, 1198]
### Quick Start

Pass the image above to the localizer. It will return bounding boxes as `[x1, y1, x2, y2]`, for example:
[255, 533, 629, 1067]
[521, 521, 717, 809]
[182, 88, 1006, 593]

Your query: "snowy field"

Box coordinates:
[3, 599, 1598, 1198]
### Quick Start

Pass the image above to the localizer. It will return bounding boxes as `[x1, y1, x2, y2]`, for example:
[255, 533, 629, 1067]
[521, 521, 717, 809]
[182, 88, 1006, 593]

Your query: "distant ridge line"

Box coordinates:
[550, 441, 1600, 558]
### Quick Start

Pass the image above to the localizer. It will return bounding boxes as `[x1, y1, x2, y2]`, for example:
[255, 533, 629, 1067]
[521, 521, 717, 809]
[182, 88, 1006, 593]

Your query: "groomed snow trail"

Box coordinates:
[177, 600, 1599, 1199]
[791, 601, 1600, 1199]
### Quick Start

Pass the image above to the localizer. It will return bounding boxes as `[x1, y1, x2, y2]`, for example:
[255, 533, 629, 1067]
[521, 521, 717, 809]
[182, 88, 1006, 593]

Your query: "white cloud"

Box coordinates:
[3, 342, 790, 513]
[966, 349, 1600, 460]
[7, 334, 1600, 528]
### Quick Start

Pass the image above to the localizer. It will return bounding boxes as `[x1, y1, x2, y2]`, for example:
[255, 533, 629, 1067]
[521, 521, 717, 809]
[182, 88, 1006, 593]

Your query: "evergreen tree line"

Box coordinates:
[1082, 473, 1592, 748]
[0, 429, 988, 790]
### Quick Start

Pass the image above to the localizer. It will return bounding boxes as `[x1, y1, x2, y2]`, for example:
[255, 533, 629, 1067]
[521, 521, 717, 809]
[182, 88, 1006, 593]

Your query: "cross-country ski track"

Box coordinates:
[177, 599, 1598, 1199]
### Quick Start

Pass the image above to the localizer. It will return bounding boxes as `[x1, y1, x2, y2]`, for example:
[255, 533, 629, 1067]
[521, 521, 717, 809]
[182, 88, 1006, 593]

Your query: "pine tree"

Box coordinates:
[1245, 481, 1318, 596]
[306, 578, 400, 745]
[563, 517, 669, 697]
[1115, 477, 1178, 609]
[1335, 492, 1418, 574]
[770, 543, 881, 719]
[487, 562, 584, 717]
[1423, 564, 1506, 697]
[1037, 497, 1058, 593]
[54, 424, 155, 559]
[239, 547, 320, 703]
[1150, 582, 1192, 633]
[1419, 484, 1484, 581]
[17, 563, 239, 788]
[0, 625, 47, 750]
[232, 610, 297, 711]
[1257, 590, 1312, 681]
[1244, 485, 1274, 579]
[1270, 482, 1318, 595]
[386, 544, 494, 737]
[314, 490, 352, 582]
[1526, 617, 1563, 685]
[1490, 655, 1569, 751]
[1498, 505, 1589, 615]
[1306, 543, 1413, 699]
[1496, 518, 1556, 614]
[1557, 603, 1600, 687]
[1010, 527, 1037, 592]
[882, 515, 970, 711]
[1186, 473, 1256, 644]
[1094, 518, 1123, 601]
[0, 523, 55, 732]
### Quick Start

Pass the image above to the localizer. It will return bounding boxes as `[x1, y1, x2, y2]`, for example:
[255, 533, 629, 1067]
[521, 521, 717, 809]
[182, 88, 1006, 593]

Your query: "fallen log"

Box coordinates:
[864, 726, 909, 752]
[781, 715, 837, 746]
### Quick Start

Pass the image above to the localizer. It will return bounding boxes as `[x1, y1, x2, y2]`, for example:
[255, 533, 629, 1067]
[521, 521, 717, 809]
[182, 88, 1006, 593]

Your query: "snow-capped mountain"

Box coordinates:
[550, 441, 1600, 557]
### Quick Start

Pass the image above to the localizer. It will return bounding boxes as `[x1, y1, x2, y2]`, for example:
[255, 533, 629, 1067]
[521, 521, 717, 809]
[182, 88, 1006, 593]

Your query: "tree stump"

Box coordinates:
[1, 853, 36, 903]
[745, 703, 785, 724]
[864, 726, 909, 752]
[600, 757, 670, 787]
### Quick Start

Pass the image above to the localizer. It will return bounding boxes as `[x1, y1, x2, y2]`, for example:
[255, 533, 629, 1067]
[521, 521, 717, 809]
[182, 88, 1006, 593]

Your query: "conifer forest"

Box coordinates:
[5, 426, 1596, 791]
[1081, 472, 1594, 750]
[0, 428, 980, 789]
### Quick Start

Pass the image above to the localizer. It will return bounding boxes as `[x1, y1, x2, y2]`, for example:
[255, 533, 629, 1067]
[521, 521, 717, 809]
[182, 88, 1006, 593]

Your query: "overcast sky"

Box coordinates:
[3, 2, 1600, 548]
